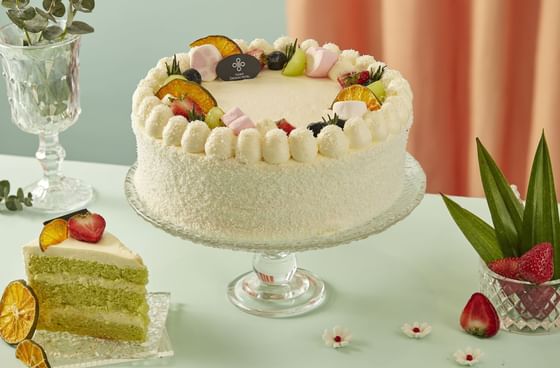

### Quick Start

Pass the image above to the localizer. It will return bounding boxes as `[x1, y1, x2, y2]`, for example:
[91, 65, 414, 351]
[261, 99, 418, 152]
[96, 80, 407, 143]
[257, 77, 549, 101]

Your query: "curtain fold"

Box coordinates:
[287, 0, 560, 197]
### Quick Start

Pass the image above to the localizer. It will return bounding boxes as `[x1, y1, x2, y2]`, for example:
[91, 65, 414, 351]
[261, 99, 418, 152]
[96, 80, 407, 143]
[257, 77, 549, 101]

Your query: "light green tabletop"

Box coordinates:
[0, 154, 558, 367]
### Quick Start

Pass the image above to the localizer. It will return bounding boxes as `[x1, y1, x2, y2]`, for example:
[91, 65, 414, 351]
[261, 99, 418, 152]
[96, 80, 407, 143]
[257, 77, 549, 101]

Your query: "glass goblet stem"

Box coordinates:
[36, 132, 66, 186]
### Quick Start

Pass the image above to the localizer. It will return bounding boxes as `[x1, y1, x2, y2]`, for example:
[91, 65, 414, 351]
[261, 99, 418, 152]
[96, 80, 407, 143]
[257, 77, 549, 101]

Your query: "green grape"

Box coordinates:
[282, 48, 306, 76]
[367, 80, 386, 103]
[205, 107, 225, 129]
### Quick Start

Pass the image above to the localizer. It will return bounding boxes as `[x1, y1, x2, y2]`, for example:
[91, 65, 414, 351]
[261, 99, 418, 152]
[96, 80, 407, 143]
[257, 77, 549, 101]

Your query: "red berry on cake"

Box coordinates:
[460, 292, 500, 338]
[357, 70, 370, 85]
[170, 98, 205, 121]
[246, 49, 266, 70]
[519, 243, 554, 284]
[68, 212, 106, 243]
[276, 119, 295, 135]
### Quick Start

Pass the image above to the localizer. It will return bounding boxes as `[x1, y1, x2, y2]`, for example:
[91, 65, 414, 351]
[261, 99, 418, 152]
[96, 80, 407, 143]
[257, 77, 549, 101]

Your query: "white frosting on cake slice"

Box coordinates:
[22, 232, 144, 269]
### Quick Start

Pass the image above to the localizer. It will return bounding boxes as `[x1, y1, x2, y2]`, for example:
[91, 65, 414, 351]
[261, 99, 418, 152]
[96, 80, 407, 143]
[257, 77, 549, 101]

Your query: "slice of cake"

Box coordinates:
[22, 211, 149, 341]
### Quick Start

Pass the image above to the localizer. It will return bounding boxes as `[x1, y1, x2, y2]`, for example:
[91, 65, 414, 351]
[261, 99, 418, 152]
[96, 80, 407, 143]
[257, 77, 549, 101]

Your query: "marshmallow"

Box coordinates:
[189, 44, 222, 81]
[137, 96, 163, 127]
[145, 105, 174, 138]
[289, 128, 318, 163]
[221, 107, 245, 125]
[255, 119, 278, 137]
[204, 127, 234, 159]
[229, 115, 256, 136]
[263, 129, 290, 164]
[328, 59, 356, 81]
[344, 117, 372, 149]
[182, 120, 211, 153]
[236, 128, 262, 163]
[163, 116, 188, 146]
[305, 47, 339, 78]
[332, 101, 368, 120]
[317, 125, 349, 158]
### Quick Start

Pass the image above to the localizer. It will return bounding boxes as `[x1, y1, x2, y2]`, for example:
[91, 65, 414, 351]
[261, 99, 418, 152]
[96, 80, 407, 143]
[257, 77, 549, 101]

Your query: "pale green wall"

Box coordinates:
[0, 1, 286, 165]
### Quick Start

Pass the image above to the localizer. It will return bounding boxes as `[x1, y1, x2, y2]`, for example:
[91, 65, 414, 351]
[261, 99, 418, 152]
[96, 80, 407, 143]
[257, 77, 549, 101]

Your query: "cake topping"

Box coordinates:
[300, 38, 319, 51]
[266, 51, 288, 70]
[190, 35, 242, 58]
[182, 120, 211, 153]
[276, 118, 295, 135]
[332, 100, 368, 120]
[289, 128, 318, 163]
[39, 219, 68, 251]
[146, 104, 174, 138]
[221, 107, 255, 135]
[333, 85, 381, 111]
[317, 125, 349, 158]
[236, 128, 262, 164]
[0, 280, 39, 346]
[344, 116, 372, 149]
[205, 127, 235, 160]
[249, 38, 274, 54]
[189, 44, 222, 82]
[205, 106, 226, 129]
[170, 97, 204, 122]
[305, 47, 338, 78]
[155, 79, 216, 115]
[165, 54, 182, 77]
[328, 59, 356, 81]
[246, 49, 266, 69]
[68, 212, 107, 243]
[263, 129, 290, 164]
[15, 339, 51, 368]
[282, 40, 306, 77]
[216, 54, 261, 81]
[163, 116, 188, 147]
[182, 68, 202, 84]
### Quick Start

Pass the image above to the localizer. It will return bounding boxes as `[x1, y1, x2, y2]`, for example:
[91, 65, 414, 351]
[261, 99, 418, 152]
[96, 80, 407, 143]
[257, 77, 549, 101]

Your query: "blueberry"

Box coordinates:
[267, 51, 288, 70]
[183, 68, 202, 84]
[307, 122, 328, 137]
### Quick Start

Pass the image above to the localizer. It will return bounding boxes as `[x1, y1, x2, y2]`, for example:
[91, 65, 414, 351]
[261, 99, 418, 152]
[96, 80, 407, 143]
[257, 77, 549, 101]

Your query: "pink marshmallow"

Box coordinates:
[221, 107, 245, 126]
[305, 47, 339, 78]
[189, 44, 222, 81]
[229, 115, 255, 135]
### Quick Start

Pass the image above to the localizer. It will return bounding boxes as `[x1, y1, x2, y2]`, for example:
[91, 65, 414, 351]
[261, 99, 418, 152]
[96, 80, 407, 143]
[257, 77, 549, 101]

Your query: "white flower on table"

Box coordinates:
[454, 347, 483, 366]
[401, 322, 432, 339]
[322, 326, 352, 348]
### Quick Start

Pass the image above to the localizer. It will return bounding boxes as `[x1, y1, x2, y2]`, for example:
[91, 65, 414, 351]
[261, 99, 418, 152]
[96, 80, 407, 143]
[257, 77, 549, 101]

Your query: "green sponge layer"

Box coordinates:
[28, 255, 148, 284]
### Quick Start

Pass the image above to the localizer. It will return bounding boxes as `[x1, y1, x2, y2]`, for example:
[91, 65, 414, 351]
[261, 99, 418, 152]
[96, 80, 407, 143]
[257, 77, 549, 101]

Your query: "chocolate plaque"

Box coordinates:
[216, 54, 261, 81]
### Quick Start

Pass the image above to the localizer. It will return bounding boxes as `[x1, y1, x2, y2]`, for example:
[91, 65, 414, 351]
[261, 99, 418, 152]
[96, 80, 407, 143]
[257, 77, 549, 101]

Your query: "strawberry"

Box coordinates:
[488, 257, 521, 280]
[519, 243, 554, 284]
[246, 49, 266, 70]
[68, 212, 106, 243]
[460, 292, 500, 338]
[357, 70, 370, 85]
[276, 118, 295, 135]
[170, 98, 204, 121]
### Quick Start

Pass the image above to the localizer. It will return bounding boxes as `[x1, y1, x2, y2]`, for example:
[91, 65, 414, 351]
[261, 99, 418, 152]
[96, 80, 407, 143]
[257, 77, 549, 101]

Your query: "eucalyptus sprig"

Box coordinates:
[0, 180, 32, 211]
[1, 0, 95, 46]
[285, 38, 298, 62]
[165, 54, 181, 77]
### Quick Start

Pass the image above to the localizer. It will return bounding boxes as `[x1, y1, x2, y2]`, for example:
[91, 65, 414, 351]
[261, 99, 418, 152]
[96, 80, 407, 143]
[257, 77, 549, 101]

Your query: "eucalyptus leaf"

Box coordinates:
[8, 6, 36, 21]
[66, 20, 93, 34]
[521, 134, 560, 277]
[23, 197, 32, 207]
[5, 195, 22, 211]
[35, 7, 56, 21]
[42, 24, 63, 40]
[0, 180, 10, 198]
[477, 138, 524, 257]
[17, 0, 30, 7]
[23, 13, 48, 33]
[441, 194, 504, 263]
[1, 0, 18, 10]
[42, 0, 53, 10]
[6, 9, 25, 28]
[17, 187, 24, 201]
[52, 0, 64, 16]
[74, 0, 94, 12]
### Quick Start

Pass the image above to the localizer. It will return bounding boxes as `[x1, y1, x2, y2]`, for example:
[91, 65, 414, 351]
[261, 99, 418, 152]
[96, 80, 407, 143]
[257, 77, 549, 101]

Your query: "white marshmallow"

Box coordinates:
[317, 125, 349, 158]
[255, 119, 278, 137]
[263, 129, 290, 164]
[344, 117, 372, 149]
[328, 59, 356, 81]
[182, 120, 211, 154]
[189, 44, 222, 82]
[289, 128, 318, 163]
[145, 105, 174, 139]
[137, 96, 163, 127]
[236, 128, 262, 164]
[249, 38, 273, 54]
[300, 39, 319, 51]
[332, 101, 368, 120]
[163, 116, 188, 146]
[205, 127, 234, 159]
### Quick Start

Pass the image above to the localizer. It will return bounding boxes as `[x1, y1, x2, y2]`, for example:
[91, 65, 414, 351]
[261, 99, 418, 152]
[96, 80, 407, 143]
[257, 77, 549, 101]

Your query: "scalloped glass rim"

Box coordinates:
[124, 153, 426, 252]
[33, 292, 173, 368]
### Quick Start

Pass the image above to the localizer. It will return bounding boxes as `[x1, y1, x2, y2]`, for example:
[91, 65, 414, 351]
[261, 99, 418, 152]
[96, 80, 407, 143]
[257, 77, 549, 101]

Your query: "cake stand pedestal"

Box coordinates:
[125, 153, 426, 318]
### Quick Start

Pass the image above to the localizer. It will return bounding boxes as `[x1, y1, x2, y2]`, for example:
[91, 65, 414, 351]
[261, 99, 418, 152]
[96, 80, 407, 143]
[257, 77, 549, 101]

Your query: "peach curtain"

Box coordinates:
[287, 0, 560, 197]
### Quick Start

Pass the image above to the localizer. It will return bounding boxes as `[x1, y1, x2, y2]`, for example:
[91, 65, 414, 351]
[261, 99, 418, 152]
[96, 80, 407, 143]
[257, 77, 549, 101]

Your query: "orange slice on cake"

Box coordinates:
[189, 35, 242, 57]
[0, 280, 39, 345]
[39, 218, 68, 252]
[332, 85, 381, 111]
[15, 339, 51, 368]
[155, 79, 217, 114]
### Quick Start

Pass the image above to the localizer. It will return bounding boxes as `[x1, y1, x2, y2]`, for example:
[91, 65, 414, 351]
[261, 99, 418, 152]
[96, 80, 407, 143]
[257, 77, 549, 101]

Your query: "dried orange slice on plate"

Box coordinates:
[190, 35, 242, 57]
[0, 280, 39, 345]
[39, 218, 68, 252]
[332, 85, 381, 111]
[155, 79, 217, 114]
[16, 339, 51, 368]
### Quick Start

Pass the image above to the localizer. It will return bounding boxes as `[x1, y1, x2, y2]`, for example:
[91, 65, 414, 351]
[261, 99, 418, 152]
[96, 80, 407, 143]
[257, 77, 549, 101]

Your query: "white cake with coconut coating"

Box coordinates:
[131, 36, 413, 243]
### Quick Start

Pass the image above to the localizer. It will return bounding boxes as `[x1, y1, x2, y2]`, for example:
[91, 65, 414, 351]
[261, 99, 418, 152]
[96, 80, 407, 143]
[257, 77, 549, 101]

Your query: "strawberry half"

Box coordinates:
[488, 257, 521, 280]
[68, 213, 106, 243]
[170, 98, 204, 121]
[276, 118, 295, 135]
[460, 292, 500, 338]
[519, 243, 554, 284]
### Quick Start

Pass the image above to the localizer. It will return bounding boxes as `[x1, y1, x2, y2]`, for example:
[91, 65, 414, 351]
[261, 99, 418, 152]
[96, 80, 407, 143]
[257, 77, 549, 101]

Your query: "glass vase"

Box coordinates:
[480, 260, 560, 334]
[0, 24, 92, 213]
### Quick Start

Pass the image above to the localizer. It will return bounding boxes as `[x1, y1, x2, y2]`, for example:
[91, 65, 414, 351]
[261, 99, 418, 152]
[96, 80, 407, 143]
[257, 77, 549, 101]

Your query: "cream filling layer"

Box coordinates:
[42, 305, 146, 327]
[31, 273, 146, 294]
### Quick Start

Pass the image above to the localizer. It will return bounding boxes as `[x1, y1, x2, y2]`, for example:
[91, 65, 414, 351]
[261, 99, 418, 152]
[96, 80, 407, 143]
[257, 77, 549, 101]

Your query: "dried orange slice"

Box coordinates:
[190, 35, 242, 57]
[155, 79, 217, 114]
[332, 85, 381, 111]
[0, 280, 39, 345]
[39, 218, 68, 252]
[15, 340, 51, 368]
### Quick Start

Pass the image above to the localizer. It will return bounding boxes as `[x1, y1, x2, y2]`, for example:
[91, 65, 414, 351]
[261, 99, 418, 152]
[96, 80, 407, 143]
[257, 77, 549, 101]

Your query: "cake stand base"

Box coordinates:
[227, 252, 326, 317]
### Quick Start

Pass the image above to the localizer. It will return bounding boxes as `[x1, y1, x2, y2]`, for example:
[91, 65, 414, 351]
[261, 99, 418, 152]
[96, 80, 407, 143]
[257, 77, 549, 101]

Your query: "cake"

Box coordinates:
[131, 35, 413, 244]
[22, 211, 149, 341]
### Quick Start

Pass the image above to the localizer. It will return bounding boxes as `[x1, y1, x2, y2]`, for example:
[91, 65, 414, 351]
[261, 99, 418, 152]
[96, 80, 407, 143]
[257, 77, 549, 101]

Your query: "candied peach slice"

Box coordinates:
[190, 35, 242, 57]
[15, 339, 51, 368]
[155, 79, 217, 114]
[333, 85, 381, 111]
[39, 218, 68, 252]
[0, 280, 39, 346]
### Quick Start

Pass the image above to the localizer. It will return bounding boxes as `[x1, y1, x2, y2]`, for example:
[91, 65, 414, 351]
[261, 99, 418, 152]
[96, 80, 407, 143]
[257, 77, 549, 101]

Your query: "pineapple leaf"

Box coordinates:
[441, 194, 504, 263]
[521, 133, 560, 277]
[477, 138, 524, 257]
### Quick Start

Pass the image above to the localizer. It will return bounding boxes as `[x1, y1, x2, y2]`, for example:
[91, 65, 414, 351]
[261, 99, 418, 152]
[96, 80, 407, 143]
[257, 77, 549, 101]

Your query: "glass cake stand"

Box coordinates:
[124, 153, 426, 318]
